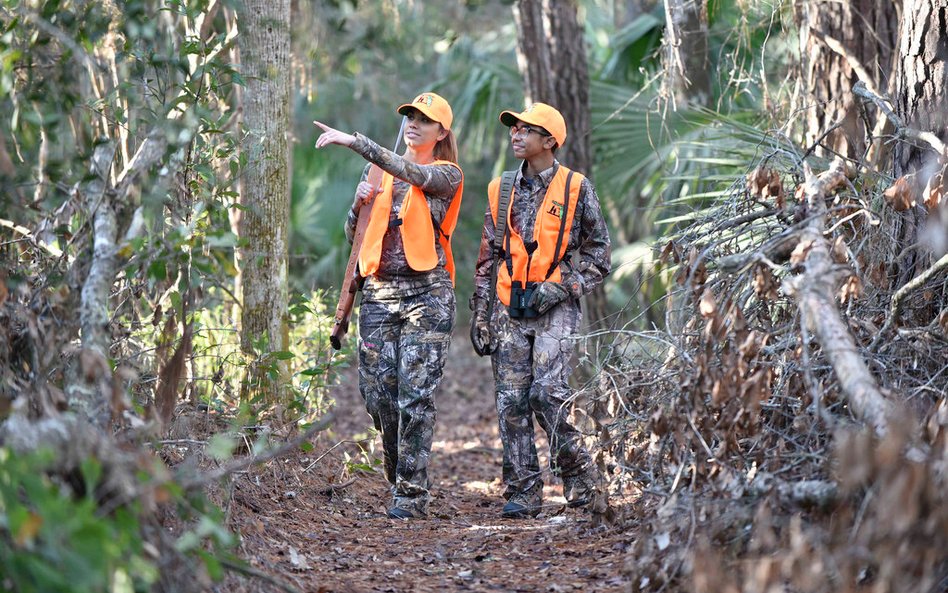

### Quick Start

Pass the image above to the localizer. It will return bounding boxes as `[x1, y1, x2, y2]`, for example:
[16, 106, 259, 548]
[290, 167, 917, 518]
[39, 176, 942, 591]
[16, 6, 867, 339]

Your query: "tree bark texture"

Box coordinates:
[68, 132, 172, 427]
[513, 0, 593, 176]
[234, 0, 291, 360]
[661, 0, 710, 109]
[895, 0, 948, 177]
[68, 142, 117, 427]
[794, 0, 899, 159]
[890, 0, 947, 290]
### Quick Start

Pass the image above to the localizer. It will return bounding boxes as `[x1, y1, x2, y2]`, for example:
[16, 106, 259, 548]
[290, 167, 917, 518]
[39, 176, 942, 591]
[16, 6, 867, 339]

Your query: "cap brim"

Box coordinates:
[499, 110, 521, 127]
[397, 103, 450, 129]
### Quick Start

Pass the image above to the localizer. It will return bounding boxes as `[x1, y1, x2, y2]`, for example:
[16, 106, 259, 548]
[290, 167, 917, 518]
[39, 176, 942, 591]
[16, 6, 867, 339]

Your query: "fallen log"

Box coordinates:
[782, 162, 903, 438]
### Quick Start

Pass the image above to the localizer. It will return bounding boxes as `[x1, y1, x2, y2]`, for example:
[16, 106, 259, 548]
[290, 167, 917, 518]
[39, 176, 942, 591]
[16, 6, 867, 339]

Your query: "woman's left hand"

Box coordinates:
[314, 121, 356, 149]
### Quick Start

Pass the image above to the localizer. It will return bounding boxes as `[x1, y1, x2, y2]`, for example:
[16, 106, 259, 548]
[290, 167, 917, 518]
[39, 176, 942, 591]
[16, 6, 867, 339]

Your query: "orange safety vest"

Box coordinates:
[488, 166, 582, 306]
[359, 161, 464, 284]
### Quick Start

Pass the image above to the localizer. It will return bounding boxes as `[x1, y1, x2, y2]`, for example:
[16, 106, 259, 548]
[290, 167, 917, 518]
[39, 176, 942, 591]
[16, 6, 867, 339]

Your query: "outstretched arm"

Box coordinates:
[314, 120, 357, 149]
[313, 121, 459, 199]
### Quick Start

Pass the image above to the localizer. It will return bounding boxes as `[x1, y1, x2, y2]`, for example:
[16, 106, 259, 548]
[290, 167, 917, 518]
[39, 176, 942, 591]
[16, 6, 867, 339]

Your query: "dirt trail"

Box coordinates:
[220, 335, 636, 593]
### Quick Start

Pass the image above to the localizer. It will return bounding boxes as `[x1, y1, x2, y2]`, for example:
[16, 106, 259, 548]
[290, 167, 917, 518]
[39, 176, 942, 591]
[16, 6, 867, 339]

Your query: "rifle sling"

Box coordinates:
[486, 171, 517, 327]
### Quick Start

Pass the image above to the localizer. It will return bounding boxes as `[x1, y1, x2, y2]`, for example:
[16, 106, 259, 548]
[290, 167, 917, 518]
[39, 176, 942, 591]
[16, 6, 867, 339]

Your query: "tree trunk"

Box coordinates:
[794, 0, 899, 159]
[890, 0, 948, 292]
[67, 143, 117, 428]
[513, 0, 592, 176]
[895, 0, 948, 176]
[661, 0, 710, 109]
[234, 0, 292, 408]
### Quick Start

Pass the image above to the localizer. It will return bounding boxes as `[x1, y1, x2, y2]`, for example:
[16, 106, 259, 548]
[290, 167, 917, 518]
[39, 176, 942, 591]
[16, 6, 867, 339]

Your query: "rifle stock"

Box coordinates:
[329, 164, 384, 350]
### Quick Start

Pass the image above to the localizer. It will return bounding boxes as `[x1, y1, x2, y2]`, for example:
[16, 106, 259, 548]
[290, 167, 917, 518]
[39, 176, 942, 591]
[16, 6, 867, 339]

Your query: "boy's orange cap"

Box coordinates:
[499, 102, 566, 146]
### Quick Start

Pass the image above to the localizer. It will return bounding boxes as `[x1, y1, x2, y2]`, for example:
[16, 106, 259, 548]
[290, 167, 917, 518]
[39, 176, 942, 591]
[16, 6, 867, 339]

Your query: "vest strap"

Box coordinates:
[487, 170, 517, 324]
[545, 170, 575, 279]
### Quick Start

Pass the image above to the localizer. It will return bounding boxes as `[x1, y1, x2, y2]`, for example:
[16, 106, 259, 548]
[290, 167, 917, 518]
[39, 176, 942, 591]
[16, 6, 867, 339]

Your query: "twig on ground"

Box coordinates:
[219, 557, 303, 593]
[180, 413, 334, 490]
[303, 437, 369, 473]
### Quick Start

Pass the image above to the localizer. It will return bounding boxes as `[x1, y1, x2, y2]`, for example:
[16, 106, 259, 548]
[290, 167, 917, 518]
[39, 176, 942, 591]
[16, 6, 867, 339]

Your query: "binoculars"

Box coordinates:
[508, 281, 539, 319]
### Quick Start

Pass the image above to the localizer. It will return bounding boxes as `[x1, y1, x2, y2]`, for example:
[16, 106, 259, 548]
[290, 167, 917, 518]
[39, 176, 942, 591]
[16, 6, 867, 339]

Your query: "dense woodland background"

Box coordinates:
[0, 0, 946, 592]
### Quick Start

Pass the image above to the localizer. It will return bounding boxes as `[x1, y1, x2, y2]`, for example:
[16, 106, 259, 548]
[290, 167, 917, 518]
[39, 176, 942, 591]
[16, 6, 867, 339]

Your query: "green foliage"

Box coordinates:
[0, 448, 151, 593]
[583, 2, 798, 326]
[0, 445, 242, 593]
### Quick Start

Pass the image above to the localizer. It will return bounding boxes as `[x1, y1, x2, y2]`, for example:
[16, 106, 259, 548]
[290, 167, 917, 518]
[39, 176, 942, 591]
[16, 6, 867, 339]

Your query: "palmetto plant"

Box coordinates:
[585, 2, 796, 326]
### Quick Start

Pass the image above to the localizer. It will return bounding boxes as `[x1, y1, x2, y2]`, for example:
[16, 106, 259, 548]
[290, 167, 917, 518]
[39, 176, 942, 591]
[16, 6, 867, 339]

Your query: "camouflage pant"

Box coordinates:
[358, 278, 455, 515]
[489, 298, 595, 502]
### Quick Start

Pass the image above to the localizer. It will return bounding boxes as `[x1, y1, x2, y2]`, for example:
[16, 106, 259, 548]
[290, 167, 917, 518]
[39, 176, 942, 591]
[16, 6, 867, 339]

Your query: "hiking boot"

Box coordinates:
[387, 506, 420, 520]
[563, 471, 600, 508]
[501, 500, 542, 519]
[501, 490, 542, 519]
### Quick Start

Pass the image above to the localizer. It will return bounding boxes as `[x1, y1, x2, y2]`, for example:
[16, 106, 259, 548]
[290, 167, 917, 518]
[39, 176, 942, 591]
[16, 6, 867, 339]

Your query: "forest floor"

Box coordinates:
[214, 333, 639, 593]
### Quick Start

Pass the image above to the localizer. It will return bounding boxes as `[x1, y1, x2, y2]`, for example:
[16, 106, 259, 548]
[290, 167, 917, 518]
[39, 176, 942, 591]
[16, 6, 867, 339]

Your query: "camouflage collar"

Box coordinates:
[517, 159, 560, 189]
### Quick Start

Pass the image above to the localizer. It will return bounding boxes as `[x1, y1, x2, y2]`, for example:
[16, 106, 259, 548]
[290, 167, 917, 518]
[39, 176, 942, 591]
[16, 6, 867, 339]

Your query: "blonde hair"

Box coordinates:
[434, 128, 458, 163]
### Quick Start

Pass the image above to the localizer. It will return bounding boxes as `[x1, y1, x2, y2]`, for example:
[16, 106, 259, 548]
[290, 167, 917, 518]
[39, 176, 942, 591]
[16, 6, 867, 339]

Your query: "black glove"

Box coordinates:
[469, 297, 495, 356]
[528, 281, 570, 315]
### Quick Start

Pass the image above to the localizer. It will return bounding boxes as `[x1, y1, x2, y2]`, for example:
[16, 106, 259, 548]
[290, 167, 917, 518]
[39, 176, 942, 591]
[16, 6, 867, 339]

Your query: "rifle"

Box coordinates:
[329, 117, 406, 350]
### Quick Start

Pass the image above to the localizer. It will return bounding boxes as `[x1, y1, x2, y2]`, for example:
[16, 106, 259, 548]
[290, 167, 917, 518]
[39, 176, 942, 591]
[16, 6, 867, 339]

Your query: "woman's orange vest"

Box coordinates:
[488, 166, 583, 306]
[359, 161, 464, 284]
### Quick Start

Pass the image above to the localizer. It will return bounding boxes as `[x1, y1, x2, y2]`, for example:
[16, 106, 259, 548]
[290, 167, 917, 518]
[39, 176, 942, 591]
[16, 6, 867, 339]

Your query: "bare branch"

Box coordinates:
[871, 252, 948, 350]
[179, 413, 335, 490]
[853, 81, 947, 156]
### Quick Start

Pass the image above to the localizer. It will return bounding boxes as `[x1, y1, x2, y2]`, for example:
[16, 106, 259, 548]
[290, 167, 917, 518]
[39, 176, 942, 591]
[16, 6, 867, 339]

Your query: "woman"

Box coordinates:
[314, 92, 463, 519]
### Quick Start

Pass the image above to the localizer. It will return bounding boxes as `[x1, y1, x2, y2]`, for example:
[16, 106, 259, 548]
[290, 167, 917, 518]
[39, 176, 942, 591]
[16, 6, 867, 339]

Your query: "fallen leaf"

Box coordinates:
[869, 261, 888, 288]
[790, 239, 815, 266]
[883, 176, 915, 211]
[288, 546, 310, 570]
[654, 531, 670, 551]
[747, 167, 784, 207]
[922, 171, 944, 211]
[831, 236, 849, 263]
[839, 275, 862, 304]
[753, 264, 779, 300]
[699, 288, 717, 319]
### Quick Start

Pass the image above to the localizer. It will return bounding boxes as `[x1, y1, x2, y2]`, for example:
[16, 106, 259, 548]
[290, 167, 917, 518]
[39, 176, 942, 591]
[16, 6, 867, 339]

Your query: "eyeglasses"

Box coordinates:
[509, 124, 552, 138]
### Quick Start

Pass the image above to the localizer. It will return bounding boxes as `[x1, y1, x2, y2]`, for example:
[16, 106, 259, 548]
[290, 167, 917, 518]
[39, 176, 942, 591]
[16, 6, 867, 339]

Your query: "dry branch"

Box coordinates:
[853, 81, 947, 156]
[871, 252, 948, 349]
[748, 472, 838, 508]
[178, 413, 335, 491]
[783, 162, 903, 437]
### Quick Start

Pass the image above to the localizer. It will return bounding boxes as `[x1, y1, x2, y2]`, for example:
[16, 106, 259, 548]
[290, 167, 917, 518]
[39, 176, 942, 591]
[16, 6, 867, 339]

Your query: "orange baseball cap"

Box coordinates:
[499, 102, 567, 146]
[397, 92, 454, 131]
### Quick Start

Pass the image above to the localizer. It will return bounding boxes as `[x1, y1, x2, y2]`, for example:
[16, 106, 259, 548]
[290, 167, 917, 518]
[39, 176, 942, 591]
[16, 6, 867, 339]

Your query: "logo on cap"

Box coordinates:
[416, 94, 434, 107]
